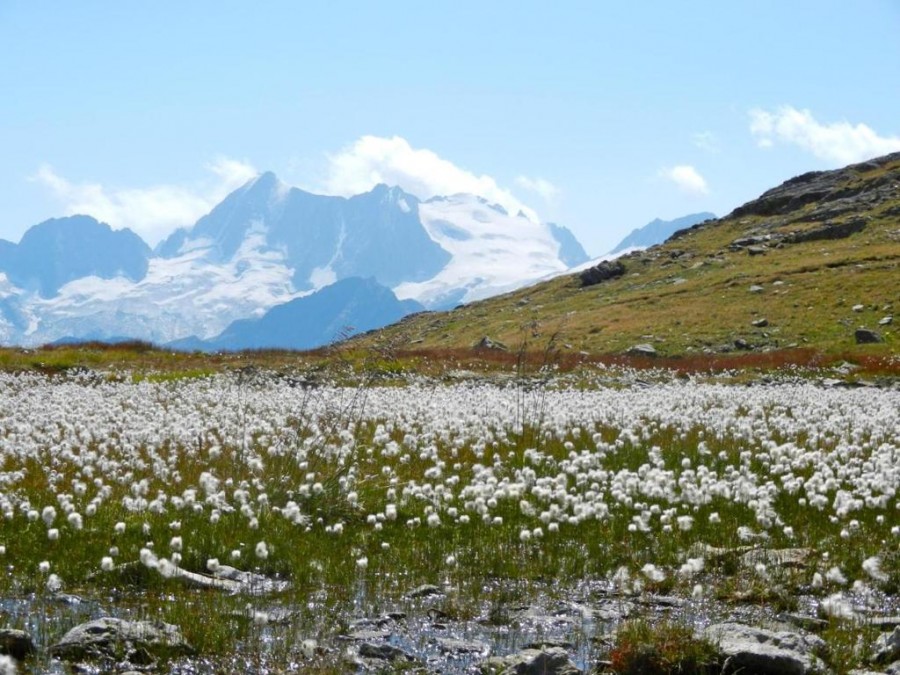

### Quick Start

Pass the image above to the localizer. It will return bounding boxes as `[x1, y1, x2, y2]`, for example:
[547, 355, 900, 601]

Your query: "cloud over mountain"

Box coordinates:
[32, 157, 257, 246]
[322, 135, 539, 221]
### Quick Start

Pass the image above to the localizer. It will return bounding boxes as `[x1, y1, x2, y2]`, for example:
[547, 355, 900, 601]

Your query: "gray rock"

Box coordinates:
[51, 618, 193, 663]
[627, 343, 657, 357]
[407, 584, 443, 599]
[358, 642, 414, 661]
[853, 304, 865, 312]
[749, 285, 764, 293]
[747, 245, 768, 255]
[579, 260, 625, 287]
[734, 338, 751, 350]
[0, 628, 35, 660]
[168, 564, 290, 595]
[481, 646, 581, 675]
[740, 547, 814, 570]
[784, 218, 867, 244]
[704, 622, 826, 675]
[880, 316, 893, 325]
[436, 637, 490, 654]
[855, 328, 883, 344]
[474, 336, 508, 351]
[752, 318, 770, 327]
[872, 627, 900, 665]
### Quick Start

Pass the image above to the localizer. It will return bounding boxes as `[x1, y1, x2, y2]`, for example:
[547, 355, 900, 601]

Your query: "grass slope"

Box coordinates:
[362, 153, 900, 358]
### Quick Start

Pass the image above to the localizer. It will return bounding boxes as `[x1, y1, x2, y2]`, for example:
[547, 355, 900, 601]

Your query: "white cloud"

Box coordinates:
[692, 131, 719, 154]
[749, 106, 900, 165]
[31, 157, 257, 245]
[659, 165, 709, 195]
[515, 175, 560, 202]
[322, 135, 539, 220]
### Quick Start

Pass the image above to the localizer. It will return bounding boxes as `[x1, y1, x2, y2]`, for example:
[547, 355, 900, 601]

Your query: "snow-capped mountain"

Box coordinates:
[0, 173, 589, 348]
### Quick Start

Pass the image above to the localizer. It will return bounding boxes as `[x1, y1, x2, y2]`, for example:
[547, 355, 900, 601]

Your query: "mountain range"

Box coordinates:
[0, 175, 608, 349]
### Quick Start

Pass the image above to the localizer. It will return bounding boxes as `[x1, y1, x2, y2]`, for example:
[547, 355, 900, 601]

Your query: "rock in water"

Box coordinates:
[481, 646, 581, 675]
[51, 618, 193, 664]
[0, 628, 35, 660]
[704, 622, 826, 675]
[872, 626, 900, 665]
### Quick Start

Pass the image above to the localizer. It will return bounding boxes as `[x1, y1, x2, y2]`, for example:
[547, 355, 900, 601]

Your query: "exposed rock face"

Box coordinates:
[704, 622, 827, 675]
[481, 646, 581, 675]
[784, 217, 867, 243]
[730, 152, 900, 220]
[579, 260, 625, 287]
[51, 618, 193, 663]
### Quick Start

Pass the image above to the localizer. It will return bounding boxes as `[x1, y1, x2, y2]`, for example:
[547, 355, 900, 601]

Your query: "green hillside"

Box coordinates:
[366, 152, 900, 358]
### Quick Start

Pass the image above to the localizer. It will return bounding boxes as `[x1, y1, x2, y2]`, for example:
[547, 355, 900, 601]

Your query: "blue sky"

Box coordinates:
[2, 1, 899, 255]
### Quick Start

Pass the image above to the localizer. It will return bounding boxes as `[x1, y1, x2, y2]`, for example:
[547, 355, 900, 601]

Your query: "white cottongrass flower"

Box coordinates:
[207, 558, 220, 573]
[677, 557, 704, 579]
[38, 561, 50, 574]
[157, 558, 178, 578]
[114, 522, 126, 535]
[255, 541, 269, 560]
[862, 556, 888, 583]
[170, 536, 183, 552]
[231, 549, 242, 561]
[46, 573, 62, 592]
[101, 556, 114, 572]
[676, 515, 693, 531]
[42, 506, 56, 527]
[819, 593, 856, 620]
[641, 563, 666, 583]
[356, 556, 368, 570]
[253, 611, 269, 626]
[67, 512, 83, 530]
[47, 528, 59, 541]
[825, 566, 847, 585]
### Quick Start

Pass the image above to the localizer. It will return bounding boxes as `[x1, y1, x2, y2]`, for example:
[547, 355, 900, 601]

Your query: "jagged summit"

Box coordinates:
[0, 172, 589, 348]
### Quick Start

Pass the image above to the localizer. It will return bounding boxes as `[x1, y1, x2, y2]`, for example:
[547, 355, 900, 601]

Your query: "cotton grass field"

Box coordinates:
[0, 366, 898, 672]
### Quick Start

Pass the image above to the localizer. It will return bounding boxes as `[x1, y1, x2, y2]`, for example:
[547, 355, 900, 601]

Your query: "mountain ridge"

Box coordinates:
[0, 176, 589, 348]
[353, 152, 900, 356]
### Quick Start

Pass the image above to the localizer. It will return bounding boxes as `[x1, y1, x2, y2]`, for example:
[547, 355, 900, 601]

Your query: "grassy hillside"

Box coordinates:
[362, 152, 900, 358]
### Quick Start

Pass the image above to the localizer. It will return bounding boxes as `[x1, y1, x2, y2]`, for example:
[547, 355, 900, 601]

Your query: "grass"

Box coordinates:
[605, 619, 720, 675]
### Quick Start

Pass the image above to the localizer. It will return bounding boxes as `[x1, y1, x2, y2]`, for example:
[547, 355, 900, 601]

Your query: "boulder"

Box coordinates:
[358, 642, 415, 662]
[704, 622, 826, 675]
[474, 336, 509, 351]
[0, 628, 35, 660]
[481, 646, 581, 675]
[627, 344, 657, 357]
[51, 618, 193, 664]
[855, 329, 883, 344]
[872, 627, 900, 665]
[749, 285, 764, 293]
[752, 318, 769, 328]
[880, 316, 893, 326]
[579, 260, 625, 287]
[407, 583, 443, 599]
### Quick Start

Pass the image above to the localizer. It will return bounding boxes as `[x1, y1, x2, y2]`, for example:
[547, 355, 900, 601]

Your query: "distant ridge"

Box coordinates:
[610, 212, 715, 254]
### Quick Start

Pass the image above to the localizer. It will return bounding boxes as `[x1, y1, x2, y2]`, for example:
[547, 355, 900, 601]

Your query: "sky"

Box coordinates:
[2, 1, 900, 257]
